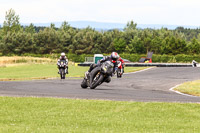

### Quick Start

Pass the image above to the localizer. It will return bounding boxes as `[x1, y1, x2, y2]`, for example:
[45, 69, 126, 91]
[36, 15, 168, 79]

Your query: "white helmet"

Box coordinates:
[61, 52, 65, 58]
[61, 52, 65, 56]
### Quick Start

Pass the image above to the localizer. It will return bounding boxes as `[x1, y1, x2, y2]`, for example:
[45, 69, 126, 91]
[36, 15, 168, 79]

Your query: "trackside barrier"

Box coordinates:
[78, 63, 192, 67]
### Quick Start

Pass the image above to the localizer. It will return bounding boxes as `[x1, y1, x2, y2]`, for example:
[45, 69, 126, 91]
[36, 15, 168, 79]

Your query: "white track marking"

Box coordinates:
[169, 84, 198, 98]
[124, 67, 199, 98]
[124, 67, 154, 75]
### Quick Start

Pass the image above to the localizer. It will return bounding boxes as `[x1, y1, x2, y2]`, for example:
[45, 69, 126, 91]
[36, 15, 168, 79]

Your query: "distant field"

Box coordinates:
[0, 56, 56, 65]
[0, 64, 87, 80]
[174, 80, 200, 96]
[0, 63, 148, 81]
[0, 97, 200, 133]
[0, 56, 149, 80]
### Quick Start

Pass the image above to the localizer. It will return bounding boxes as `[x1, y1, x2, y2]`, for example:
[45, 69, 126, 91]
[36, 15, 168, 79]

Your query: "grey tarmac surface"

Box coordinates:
[1, 67, 200, 103]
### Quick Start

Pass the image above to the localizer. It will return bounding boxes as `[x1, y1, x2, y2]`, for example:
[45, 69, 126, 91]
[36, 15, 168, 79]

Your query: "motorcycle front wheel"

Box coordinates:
[60, 68, 65, 79]
[117, 69, 122, 78]
[90, 73, 104, 89]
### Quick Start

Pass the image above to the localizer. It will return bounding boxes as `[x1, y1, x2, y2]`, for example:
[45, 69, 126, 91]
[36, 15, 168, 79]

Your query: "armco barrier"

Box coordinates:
[78, 63, 192, 67]
[78, 63, 91, 66]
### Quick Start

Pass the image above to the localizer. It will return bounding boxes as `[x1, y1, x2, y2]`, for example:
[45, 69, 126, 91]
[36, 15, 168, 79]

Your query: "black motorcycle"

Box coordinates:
[81, 61, 114, 89]
[58, 60, 68, 79]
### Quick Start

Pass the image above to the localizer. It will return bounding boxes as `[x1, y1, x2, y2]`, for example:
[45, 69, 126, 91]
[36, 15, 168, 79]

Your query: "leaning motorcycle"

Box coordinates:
[58, 60, 68, 79]
[81, 61, 114, 89]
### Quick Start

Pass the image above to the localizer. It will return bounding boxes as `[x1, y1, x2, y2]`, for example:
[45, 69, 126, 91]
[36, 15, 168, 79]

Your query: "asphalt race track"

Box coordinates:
[1, 67, 200, 103]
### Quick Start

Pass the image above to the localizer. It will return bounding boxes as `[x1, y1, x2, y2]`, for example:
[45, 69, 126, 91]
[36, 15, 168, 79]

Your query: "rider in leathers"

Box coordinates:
[57, 52, 69, 74]
[86, 52, 120, 82]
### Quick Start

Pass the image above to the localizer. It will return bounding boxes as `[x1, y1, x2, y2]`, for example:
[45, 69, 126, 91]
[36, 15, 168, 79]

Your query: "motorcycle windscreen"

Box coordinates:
[60, 60, 66, 66]
[103, 61, 114, 75]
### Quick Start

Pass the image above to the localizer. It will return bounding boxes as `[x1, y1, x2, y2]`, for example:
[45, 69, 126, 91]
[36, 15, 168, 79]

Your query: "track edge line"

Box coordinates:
[169, 84, 198, 98]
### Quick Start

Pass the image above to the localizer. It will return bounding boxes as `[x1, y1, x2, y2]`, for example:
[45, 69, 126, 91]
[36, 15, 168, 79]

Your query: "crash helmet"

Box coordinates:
[111, 52, 119, 61]
[61, 52, 65, 58]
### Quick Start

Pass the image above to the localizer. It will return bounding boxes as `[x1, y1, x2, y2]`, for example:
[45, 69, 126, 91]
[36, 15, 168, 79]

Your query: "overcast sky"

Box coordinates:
[0, 0, 200, 26]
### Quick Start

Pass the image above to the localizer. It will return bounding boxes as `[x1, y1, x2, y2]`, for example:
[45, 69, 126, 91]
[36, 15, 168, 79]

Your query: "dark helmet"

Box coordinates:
[111, 52, 119, 61]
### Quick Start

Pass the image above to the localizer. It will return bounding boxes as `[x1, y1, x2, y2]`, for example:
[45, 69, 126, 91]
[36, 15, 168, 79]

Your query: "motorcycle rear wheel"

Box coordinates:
[117, 69, 122, 78]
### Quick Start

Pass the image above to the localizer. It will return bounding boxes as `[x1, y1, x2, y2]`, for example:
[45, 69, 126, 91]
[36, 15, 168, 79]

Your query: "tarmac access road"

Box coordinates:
[1, 67, 200, 103]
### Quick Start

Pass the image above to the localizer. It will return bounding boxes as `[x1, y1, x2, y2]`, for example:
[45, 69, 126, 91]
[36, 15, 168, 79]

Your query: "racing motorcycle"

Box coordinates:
[58, 60, 68, 79]
[81, 61, 114, 89]
[116, 61, 124, 78]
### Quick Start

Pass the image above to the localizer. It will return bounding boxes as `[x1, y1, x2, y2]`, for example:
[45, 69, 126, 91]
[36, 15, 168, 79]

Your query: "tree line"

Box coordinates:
[1, 9, 200, 56]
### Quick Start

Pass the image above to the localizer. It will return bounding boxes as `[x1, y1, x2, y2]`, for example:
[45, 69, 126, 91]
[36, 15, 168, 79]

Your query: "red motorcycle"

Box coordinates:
[116, 61, 124, 78]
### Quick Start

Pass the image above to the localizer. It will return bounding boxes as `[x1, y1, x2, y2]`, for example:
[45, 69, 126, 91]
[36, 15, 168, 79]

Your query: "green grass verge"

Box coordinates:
[0, 64, 148, 81]
[0, 64, 89, 80]
[0, 97, 200, 133]
[174, 80, 200, 96]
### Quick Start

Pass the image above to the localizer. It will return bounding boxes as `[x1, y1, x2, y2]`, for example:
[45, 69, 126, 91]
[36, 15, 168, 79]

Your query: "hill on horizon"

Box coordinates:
[1, 21, 200, 30]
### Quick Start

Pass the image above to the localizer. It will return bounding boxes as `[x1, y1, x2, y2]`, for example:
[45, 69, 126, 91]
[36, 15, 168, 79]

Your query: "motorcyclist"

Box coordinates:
[85, 52, 120, 82]
[57, 52, 68, 74]
[192, 60, 198, 67]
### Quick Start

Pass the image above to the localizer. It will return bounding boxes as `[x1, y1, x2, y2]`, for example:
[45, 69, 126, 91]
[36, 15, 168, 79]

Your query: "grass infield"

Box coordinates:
[0, 97, 200, 133]
[174, 80, 200, 97]
[0, 64, 148, 81]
